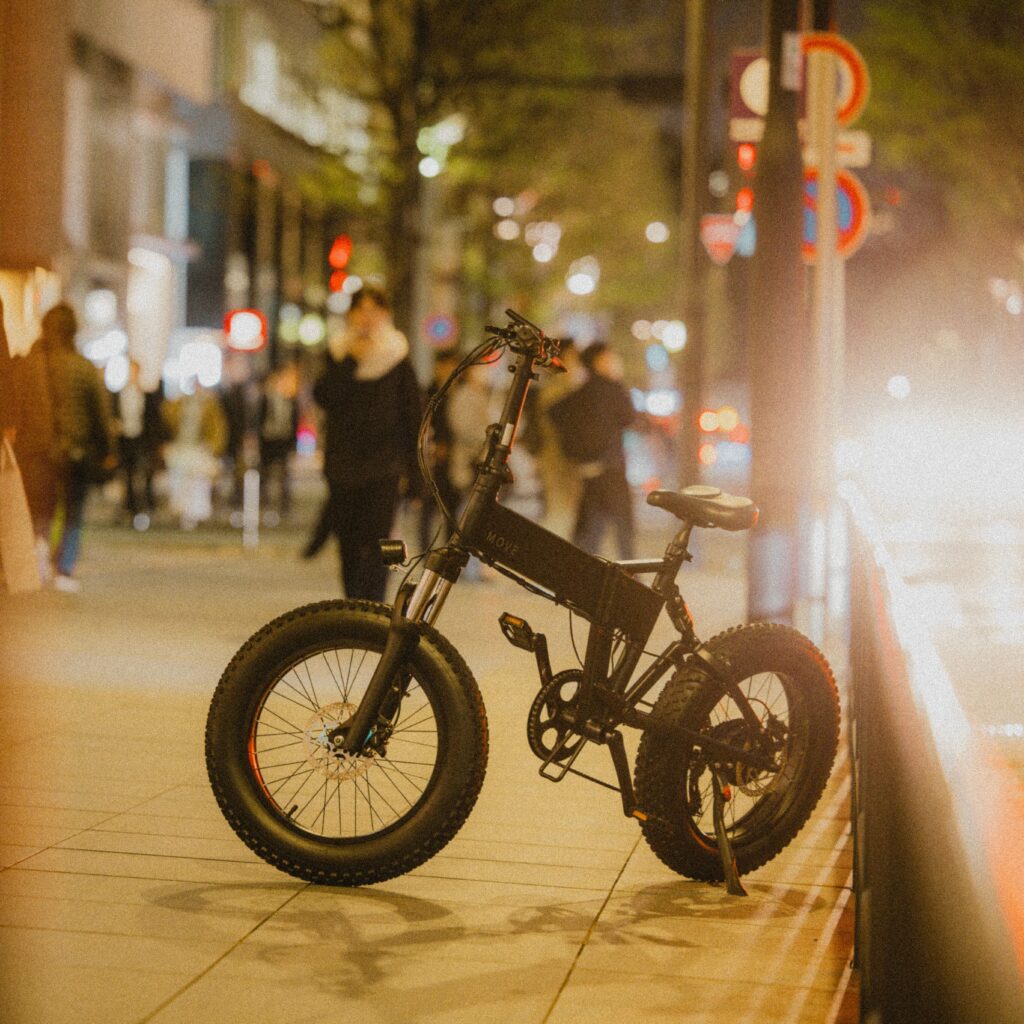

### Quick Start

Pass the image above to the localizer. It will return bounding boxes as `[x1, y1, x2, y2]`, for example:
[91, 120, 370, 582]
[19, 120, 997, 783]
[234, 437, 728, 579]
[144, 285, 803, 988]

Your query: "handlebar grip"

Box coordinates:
[505, 309, 544, 335]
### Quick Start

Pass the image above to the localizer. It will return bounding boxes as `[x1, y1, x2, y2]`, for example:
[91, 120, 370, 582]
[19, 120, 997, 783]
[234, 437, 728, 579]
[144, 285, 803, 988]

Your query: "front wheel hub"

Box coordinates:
[303, 702, 374, 780]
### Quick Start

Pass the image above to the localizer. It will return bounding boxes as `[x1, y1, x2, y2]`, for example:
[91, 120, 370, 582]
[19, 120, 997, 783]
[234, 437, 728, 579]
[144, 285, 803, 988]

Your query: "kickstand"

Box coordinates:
[711, 772, 747, 897]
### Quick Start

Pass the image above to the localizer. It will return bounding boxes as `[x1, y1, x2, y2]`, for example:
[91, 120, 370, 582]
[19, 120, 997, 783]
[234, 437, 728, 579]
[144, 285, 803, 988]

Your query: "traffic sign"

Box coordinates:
[835, 129, 872, 169]
[700, 215, 742, 266]
[802, 168, 870, 262]
[801, 33, 870, 126]
[729, 34, 871, 140]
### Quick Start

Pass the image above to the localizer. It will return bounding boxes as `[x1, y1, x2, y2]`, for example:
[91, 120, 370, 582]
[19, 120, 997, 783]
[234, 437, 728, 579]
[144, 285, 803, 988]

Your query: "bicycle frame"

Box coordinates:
[340, 320, 776, 807]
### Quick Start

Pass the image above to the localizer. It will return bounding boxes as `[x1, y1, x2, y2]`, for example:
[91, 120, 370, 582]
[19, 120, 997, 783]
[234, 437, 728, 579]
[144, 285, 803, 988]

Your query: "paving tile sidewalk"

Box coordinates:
[0, 525, 857, 1023]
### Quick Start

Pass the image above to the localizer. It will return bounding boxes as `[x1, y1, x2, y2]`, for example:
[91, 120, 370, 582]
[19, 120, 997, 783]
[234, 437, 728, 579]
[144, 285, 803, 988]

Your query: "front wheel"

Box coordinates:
[206, 600, 488, 885]
[634, 623, 840, 880]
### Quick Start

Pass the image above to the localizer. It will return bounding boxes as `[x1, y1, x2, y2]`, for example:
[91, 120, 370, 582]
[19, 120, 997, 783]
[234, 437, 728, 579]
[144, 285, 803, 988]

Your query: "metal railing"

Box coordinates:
[843, 483, 1024, 1023]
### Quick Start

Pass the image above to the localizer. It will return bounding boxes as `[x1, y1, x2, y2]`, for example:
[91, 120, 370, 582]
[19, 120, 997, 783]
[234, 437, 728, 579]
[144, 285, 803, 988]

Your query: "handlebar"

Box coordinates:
[484, 309, 564, 369]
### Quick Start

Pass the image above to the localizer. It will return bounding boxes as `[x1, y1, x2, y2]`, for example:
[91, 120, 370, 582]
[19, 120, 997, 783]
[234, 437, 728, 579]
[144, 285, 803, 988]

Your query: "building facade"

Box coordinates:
[1, 0, 373, 386]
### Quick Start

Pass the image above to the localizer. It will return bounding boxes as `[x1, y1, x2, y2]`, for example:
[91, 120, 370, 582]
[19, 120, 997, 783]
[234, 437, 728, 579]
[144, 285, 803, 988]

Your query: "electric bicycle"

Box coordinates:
[205, 311, 840, 893]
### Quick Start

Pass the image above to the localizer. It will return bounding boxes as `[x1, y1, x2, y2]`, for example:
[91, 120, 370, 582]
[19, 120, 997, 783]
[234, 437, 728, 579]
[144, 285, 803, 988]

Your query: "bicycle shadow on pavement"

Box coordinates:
[146, 873, 824, 1001]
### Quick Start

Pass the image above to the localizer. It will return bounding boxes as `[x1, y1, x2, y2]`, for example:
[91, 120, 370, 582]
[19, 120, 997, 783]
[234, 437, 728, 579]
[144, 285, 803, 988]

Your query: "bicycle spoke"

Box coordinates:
[683, 667, 799, 842]
[374, 758, 432, 787]
[322, 650, 344, 699]
[258, 758, 311, 773]
[256, 739, 306, 755]
[250, 642, 442, 842]
[285, 666, 318, 709]
[360, 772, 406, 822]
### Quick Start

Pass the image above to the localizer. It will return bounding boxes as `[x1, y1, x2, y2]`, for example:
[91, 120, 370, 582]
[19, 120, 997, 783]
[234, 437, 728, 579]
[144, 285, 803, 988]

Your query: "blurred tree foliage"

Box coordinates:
[318, 0, 683, 349]
[841, 1, 1024, 414]
[859, 0, 1024, 263]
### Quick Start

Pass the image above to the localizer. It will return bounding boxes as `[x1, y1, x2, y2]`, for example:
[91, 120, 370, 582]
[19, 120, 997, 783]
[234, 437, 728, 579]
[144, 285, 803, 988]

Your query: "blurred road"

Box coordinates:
[884, 525, 1024, 779]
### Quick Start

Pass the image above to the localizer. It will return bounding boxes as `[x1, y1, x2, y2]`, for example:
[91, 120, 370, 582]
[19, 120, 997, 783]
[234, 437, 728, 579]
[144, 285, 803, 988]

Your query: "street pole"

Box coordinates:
[679, 0, 711, 489]
[747, 0, 808, 623]
[409, 172, 440, 384]
[805, 0, 840, 641]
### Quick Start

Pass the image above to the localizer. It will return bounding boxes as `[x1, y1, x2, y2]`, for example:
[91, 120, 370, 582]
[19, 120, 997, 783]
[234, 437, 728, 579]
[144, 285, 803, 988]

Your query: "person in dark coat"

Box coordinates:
[312, 286, 422, 601]
[549, 341, 637, 560]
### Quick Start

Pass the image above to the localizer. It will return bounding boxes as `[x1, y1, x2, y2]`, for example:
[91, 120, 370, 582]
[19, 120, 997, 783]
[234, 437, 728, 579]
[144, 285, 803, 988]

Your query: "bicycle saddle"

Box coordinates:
[646, 485, 758, 531]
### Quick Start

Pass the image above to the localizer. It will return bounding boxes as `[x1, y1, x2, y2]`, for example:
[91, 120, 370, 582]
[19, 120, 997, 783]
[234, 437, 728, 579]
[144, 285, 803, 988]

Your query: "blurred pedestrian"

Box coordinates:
[418, 348, 461, 552]
[9, 303, 118, 591]
[6, 308, 61, 581]
[549, 341, 637, 560]
[0, 298, 13, 442]
[0, 296, 43, 594]
[313, 285, 421, 601]
[162, 381, 228, 530]
[220, 354, 253, 512]
[532, 337, 583, 538]
[446, 362, 493, 502]
[258, 361, 299, 521]
[301, 489, 333, 560]
[446, 361, 497, 581]
[112, 358, 165, 528]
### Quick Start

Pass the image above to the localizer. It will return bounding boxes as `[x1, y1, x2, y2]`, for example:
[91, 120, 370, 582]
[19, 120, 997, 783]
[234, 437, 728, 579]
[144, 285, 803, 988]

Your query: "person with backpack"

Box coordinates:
[548, 341, 637, 560]
[10, 303, 118, 590]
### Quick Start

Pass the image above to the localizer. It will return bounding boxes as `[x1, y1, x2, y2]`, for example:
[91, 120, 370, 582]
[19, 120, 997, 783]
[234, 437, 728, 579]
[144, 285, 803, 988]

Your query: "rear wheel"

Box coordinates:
[206, 600, 488, 885]
[634, 623, 840, 880]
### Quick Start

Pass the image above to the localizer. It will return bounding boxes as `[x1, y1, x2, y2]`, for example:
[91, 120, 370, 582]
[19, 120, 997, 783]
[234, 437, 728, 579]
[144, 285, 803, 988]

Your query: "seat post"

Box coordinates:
[652, 522, 693, 596]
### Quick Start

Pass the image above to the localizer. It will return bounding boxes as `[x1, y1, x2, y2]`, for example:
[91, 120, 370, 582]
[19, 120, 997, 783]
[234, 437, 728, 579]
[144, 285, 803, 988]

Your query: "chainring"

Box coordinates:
[526, 670, 586, 763]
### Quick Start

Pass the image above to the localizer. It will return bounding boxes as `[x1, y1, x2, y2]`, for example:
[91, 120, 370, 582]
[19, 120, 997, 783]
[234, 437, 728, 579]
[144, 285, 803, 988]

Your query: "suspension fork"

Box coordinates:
[340, 546, 468, 755]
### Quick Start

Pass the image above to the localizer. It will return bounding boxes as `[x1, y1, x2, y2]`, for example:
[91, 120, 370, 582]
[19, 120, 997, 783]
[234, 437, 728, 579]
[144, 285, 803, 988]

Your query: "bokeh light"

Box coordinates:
[645, 221, 670, 243]
[887, 374, 911, 400]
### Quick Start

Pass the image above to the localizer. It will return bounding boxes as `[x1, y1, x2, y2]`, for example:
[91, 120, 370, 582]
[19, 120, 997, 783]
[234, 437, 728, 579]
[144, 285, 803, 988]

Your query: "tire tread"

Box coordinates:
[205, 600, 488, 885]
[635, 622, 840, 880]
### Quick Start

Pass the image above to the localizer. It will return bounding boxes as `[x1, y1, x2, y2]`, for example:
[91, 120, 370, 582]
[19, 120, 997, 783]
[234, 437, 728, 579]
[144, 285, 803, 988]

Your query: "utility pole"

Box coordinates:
[679, 0, 711, 489]
[805, 0, 841, 639]
[747, 0, 809, 623]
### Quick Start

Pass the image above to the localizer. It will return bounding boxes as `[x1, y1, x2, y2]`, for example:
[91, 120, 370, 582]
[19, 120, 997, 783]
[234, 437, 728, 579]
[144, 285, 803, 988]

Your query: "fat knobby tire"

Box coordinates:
[634, 622, 840, 880]
[205, 599, 488, 885]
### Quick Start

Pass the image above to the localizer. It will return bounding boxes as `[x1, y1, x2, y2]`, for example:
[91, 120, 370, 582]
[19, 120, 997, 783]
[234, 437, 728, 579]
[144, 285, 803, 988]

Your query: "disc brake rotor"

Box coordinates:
[705, 716, 784, 797]
[301, 701, 374, 781]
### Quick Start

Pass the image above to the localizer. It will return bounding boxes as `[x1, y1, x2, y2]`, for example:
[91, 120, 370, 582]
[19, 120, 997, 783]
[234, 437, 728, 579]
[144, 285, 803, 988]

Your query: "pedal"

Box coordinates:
[498, 612, 538, 652]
